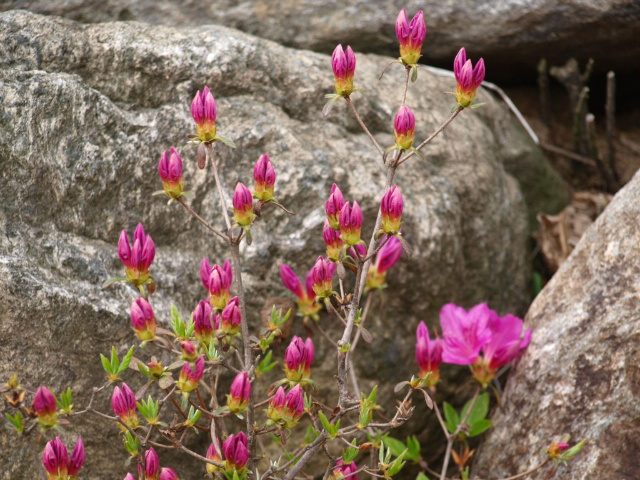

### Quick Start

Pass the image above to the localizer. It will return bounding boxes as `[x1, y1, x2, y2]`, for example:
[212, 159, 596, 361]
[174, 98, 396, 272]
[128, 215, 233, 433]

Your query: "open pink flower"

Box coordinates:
[440, 303, 493, 365]
[482, 313, 531, 370]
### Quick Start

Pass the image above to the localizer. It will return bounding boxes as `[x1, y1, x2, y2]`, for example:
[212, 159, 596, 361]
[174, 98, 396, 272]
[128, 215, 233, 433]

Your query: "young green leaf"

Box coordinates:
[442, 402, 460, 434]
[383, 437, 407, 458]
[468, 419, 492, 437]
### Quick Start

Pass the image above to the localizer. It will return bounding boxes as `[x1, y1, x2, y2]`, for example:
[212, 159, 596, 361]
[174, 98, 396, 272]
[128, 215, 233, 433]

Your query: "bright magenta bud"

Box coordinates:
[253, 154, 276, 202]
[33, 386, 58, 428]
[43, 437, 84, 480]
[394, 106, 416, 150]
[284, 336, 314, 382]
[339, 201, 363, 246]
[220, 296, 242, 336]
[227, 371, 251, 414]
[140, 448, 160, 480]
[232, 182, 256, 227]
[415, 322, 443, 386]
[325, 184, 345, 229]
[180, 341, 198, 362]
[380, 186, 403, 234]
[310, 256, 335, 298]
[280, 264, 305, 299]
[280, 264, 322, 319]
[396, 9, 426, 65]
[201, 258, 233, 310]
[67, 438, 85, 478]
[124, 474, 136, 480]
[160, 467, 179, 480]
[158, 147, 184, 199]
[223, 432, 249, 470]
[366, 235, 402, 290]
[332, 44, 356, 96]
[206, 440, 222, 474]
[130, 297, 156, 341]
[267, 386, 287, 423]
[333, 459, 358, 480]
[118, 223, 155, 286]
[284, 384, 305, 420]
[323, 220, 345, 261]
[193, 300, 215, 344]
[177, 357, 204, 393]
[112, 383, 139, 429]
[453, 48, 485, 108]
[191, 86, 217, 142]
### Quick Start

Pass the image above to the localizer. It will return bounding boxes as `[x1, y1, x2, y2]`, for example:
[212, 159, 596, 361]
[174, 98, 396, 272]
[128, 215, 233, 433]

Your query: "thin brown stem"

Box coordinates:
[314, 320, 339, 348]
[401, 66, 410, 106]
[205, 143, 232, 230]
[345, 96, 384, 157]
[397, 107, 464, 166]
[176, 196, 228, 241]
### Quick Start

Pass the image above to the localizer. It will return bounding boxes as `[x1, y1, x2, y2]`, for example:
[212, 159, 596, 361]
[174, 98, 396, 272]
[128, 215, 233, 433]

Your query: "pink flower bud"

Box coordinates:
[124, 474, 136, 480]
[143, 448, 160, 480]
[223, 432, 249, 470]
[112, 383, 139, 428]
[453, 48, 485, 108]
[201, 258, 233, 310]
[232, 182, 256, 227]
[323, 220, 345, 261]
[33, 386, 57, 417]
[206, 440, 222, 474]
[325, 184, 345, 229]
[43, 437, 69, 477]
[269, 387, 287, 411]
[118, 224, 155, 285]
[68, 438, 85, 477]
[394, 106, 416, 150]
[415, 322, 443, 385]
[284, 384, 305, 419]
[396, 9, 426, 65]
[177, 357, 204, 393]
[191, 86, 217, 142]
[310, 256, 335, 298]
[221, 296, 242, 335]
[280, 264, 305, 299]
[194, 300, 215, 343]
[253, 154, 276, 201]
[339, 201, 363, 246]
[334, 459, 358, 480]
[158, 147, 184, 199]
[332, 44, 356, 96]
[130, 297, 156, 341]
[285, 336, 314, 382]
[227, 371, 251, 413]
[180, 341, 198, 362]
[365, 236, 402, 290]
[380, 186, 403, 234]
[160, 467, 179, 480]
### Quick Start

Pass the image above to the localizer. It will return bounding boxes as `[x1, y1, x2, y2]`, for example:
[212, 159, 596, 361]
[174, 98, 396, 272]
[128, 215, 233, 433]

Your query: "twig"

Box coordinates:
[401, 66, 410, 106]
[345, 96, 384, 157]
[606, 71, 618, 184]
[176, 196, 228, 241]
[205, 143, 232, 230]
[538, 141, 596, 166]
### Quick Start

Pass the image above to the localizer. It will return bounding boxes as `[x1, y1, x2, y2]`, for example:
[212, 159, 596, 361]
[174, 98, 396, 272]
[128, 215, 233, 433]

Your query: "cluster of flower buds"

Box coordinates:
[453, 47, 485, 108]
[253, 154, 276, 202]
[280, 264, 322, 319]
[112, 383, 139, 429]
[396, 9, 426, 66]
[310, 256, 336, 299]
[284, 336, 314, 383]
[130, 297, 156, 341]
[415, 321, 443, 387]
[332, 44, 356, 97]
[365, 235, 403, 290]
[323, 220, 345, 261]
[266, 384, 305, 429]
[42, 437, 84, 480]
[191, 86, 217, 143]
[223, 432, 249, 473]
[393, 106, 416, 150]
[339, 201, 363, 246]
[233, 182, 256, 228]
[118, 224, 155, 287]
[439, 303, 531, 386]
[193, 299, 219, 345]
[176, 357, 204, 394]
[332, 459, 358, 480]
[201, 258, 233, 310]
[32, 386, 58, 429]
[380, 186, 403, 234]
[227, 371, 251, 414]
[157, 147, 184, 199]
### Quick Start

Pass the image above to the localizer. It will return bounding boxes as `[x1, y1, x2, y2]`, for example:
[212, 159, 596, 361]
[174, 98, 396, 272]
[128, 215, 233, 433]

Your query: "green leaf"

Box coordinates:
[463, 393, 490, 426]
[110, 346, 119, 371]
[318, 411, 331, 432]
[102, 276, 127, 288]
[406, 436, 421, 461]
[383, 437, 407, 458]
[411, 66, 418, 82]
[561, 440, 586, 460]
[442, 402, 459, 434]
[216, 136, 237, 148]
[171, 304, 184, 337]
[468, 419, 492, 437]
[118, 346, 135, 374]
[100, 354, 113, 374]
[5, 412, 23, 434]
[322, 95, 340, 117]
[416, 473, 430, 480]
[387, 449, 408, 477]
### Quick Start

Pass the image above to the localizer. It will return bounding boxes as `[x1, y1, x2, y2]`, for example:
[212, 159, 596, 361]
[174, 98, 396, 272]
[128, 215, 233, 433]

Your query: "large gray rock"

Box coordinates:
[1, 0, 638, 80]
[472, 170, 640, 479]
[0, 10, 562, 479]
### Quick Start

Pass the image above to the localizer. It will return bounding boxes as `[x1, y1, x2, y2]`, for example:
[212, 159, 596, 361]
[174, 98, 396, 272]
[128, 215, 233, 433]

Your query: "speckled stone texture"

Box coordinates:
[1, 10, 564, 479]
[1, 0, 638, 80]
[473, 170, 640, 480]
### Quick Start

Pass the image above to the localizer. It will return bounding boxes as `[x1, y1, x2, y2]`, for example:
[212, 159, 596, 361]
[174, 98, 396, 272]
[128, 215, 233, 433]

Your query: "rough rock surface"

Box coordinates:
[2, 0, 639, 80]
[0, 11, 564, 479]
[473, 170, 640, 479]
